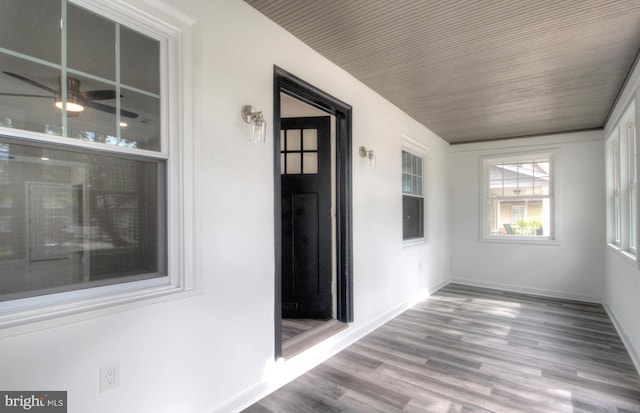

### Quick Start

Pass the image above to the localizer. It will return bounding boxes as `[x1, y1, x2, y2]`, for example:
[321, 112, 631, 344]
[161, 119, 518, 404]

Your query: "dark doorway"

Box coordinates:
[274, 67, 353, 359]
[281, 116, 332, 319]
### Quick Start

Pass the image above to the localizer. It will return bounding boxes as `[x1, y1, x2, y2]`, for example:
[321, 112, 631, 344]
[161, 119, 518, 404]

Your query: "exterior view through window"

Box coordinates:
[486, 155, 553, 239]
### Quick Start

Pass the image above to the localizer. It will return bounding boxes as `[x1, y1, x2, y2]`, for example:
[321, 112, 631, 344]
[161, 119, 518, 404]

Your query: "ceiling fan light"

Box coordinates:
[54, 99, 84, 112]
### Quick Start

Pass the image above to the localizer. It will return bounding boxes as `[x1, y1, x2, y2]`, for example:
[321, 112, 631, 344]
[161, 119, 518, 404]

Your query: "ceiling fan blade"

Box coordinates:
[83, 100, 139, 119]
[2, 72, 57, 94]
[0, 93, 52, 98]
[81, 90, 117, 101]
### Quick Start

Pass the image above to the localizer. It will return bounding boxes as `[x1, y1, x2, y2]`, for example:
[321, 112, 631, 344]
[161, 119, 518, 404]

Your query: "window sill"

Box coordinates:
[0, 282, 201, 338]
[403, 238, 426, 248]
[480, 236, 561, 246]
[607, 243, 637, 262]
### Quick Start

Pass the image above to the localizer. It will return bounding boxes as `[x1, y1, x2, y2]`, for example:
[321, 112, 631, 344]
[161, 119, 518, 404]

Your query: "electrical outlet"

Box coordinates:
[100, 363, 120, 393]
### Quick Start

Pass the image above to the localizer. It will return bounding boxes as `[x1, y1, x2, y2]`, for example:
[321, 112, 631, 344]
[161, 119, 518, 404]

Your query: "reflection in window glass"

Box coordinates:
[0, 138, 166, 301]
[120, 27, 160, 94]
[0, 0, 61, 64]
[0, 0, 161, 152]
[67, 3, 116, 81]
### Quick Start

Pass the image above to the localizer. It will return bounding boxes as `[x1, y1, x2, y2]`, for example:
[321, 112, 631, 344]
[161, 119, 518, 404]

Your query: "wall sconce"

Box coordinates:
[241, 105, 267, 143]
[359, 146, 376, 169]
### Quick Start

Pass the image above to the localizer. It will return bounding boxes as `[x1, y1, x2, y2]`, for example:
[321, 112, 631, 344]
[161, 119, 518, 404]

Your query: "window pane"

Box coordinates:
[67, 74, 117, 141]
[403, 195, 424, 240]
[67, 3, 116, 81]
[631, 184, 637, 249]
[402, 151, 423, 196]
[120, 27, 160, 94]
[0, 137, 165, 301]
[489, 198, 548, 236]
[487, 155, 552, 238]
[402, 174, 411, 194]
[120, 90, 161, 151]
[0, 56, 63, 136]
[0, 0, 61, 65]
[0, 0, 162, 153]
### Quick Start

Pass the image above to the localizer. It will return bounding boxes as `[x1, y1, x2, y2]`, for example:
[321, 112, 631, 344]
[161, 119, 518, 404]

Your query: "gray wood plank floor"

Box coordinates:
[243, 283, 640, 413]
[282, 318, 327, 342]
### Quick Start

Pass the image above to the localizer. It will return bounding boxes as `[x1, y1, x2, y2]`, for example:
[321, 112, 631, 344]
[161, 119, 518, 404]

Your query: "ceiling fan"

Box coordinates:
[0, 71, 138, 119]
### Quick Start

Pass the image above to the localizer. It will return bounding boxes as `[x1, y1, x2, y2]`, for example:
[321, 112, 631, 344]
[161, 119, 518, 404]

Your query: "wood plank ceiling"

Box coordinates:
[245, 0, 640, 144]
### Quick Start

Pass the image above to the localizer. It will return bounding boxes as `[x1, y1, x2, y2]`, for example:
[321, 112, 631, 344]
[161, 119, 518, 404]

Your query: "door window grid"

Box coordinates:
[280, 128, 318, 175]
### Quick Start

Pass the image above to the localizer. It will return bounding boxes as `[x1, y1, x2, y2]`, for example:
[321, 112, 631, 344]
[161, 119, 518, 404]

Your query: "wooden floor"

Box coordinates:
[282, 318, 327, 342]
[243, 283, 640, 413]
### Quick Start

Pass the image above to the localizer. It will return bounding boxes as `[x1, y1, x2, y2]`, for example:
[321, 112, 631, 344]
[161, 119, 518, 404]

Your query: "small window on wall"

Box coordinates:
[484, 153, 554, 240]
[402, 149, 424, 241]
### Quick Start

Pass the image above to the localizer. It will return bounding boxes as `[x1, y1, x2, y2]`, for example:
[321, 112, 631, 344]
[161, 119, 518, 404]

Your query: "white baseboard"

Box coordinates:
[603, 303, 640, 376]
[450, 277, 602, 303]
[210, 279, 449, 413]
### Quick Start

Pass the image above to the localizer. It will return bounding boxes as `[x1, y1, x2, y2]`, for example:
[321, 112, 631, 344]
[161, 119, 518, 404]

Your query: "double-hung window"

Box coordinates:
[607, 101, 637, 254]
[484, 153, 554, 240]
[0, 0, 196, 329]
[402, 149, 425, 241]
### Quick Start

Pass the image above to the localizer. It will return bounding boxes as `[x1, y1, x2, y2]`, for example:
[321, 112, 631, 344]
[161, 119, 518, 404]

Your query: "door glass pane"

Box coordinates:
[302, 153, 318, 174]
[286, 130, 301, 151]
[67, 3, 116, 81]
[286, 153, 301, 174]
[302, 129, 317, 150]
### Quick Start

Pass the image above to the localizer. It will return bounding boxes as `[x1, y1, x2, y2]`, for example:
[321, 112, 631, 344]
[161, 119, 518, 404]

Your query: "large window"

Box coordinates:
[484, 153, 554, 240]
[607, 101, 636, 254]
[0, 0, 196, 328]
[402, 149, 424, 241]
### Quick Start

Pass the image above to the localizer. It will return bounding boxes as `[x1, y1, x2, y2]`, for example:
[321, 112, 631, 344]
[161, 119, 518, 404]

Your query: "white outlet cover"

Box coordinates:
[100, 363, 120, 393]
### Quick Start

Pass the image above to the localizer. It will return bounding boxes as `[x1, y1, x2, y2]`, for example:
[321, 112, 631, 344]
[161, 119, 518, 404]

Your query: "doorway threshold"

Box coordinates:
[282, 319, 348, 359]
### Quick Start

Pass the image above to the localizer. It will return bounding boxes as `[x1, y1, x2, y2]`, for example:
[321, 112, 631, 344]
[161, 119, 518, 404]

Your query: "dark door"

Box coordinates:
[281, 116, 332, 319]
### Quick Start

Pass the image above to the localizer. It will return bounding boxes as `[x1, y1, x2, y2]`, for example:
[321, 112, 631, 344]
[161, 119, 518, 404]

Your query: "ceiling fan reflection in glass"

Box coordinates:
[0, 71, 138, 119]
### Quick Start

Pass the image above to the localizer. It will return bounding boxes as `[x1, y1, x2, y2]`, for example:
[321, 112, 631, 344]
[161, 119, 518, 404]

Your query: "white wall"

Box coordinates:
[0, 1, 450, 412]
[449, 131, 606, 302]
[603, 55, 640, 371]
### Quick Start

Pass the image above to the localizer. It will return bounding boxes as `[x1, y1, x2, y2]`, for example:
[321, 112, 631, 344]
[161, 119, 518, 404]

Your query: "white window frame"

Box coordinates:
[401, 135, 428, 246]
[0, 0, 199, 335]
[606, 100, 636, 257]
[481, 150, 556, 244]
